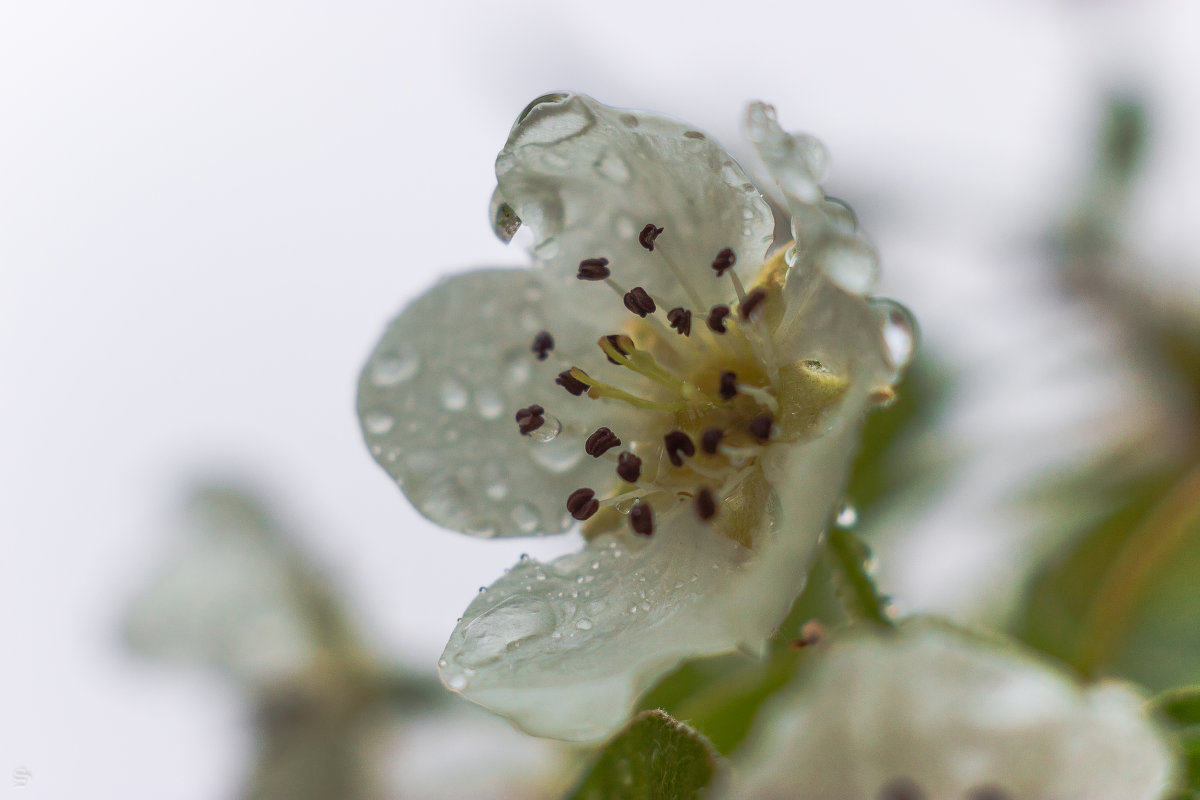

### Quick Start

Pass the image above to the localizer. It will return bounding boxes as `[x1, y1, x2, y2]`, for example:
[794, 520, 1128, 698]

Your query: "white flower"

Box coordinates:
[729, 619, 1176, 800]
[357, 93, 913, 740]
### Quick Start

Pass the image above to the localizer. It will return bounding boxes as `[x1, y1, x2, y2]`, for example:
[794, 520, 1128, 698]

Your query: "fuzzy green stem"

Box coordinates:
[825, 527, 895, 629]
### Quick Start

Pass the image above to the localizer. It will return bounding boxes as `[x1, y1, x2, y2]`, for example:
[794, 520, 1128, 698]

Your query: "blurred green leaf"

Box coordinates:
[1015, 467, 1200, 691]
[1153, 688, 1200, 798]
[566, 710, 719, 800]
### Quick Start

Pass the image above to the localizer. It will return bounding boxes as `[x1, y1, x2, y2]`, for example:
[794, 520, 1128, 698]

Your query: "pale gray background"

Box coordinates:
[2, 1, 1197, 797]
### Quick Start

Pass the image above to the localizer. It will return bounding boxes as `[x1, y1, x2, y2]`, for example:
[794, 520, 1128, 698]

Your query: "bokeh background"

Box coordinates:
[2, 1, 1198, 797]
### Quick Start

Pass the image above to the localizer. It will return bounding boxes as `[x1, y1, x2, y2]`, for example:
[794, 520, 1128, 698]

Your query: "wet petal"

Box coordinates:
[358, 268, 628, 538]
[495, 93, 774, 318]
[732, 620, 1176, 800]
[437, 388, 877, 741]
[749, 102, 883, 296]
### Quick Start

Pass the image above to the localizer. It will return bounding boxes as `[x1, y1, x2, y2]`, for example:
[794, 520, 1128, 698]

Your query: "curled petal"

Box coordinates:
[731, 620, 1176, 800]
[494, 93, 774, 319]
[358, 269, 628, 538]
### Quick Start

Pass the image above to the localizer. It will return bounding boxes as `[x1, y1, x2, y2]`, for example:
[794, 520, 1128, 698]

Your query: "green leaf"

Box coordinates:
[1153, 688, 1200, 797]
[567, 710, 719, 800]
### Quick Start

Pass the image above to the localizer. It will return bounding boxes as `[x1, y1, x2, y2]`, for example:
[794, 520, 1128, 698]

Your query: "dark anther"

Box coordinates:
[739, 288, 767, 320]
[747, 413, 774, 441]
[706, 305, 731, 333]
[718, 370, 738, 400]
[622, 286, 656, 317]
[585, 427, 622, 458]
[700, 428, 724, 455]
[788, 620, 826, 649]
[605, 334, 631, 356]
[666, 307, 692, 336]
[531, 330, 554, 360]
[515, 404, 545, 435]
[556, 370, 588, 396]
[638, 223, 664, 251]
[577, 257, 611, 280]
[663, 430, 696, 467]
[616, 451, 642, 483]
[875, 778, 926, 800]
[711, 247, 736, 276]
[566, 488, 600, 521]
[695, 488, 717, 521]
[629, 501, 655, 536]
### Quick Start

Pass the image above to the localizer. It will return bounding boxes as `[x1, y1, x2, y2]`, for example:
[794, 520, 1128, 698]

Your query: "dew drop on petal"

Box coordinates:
[370, 349, 420, 386]
[527, 415, 562, 443]
[475, 387, 504, 420]
[454, 595, 557, 669]
[873, 298, 919, 370]
[595, 151, 631, 183]
[820, 235, 880, 294]
[440, 378, 469, 411]
[504, 353, 532, 387]
[446, 672, 469, 690]
[363, 411, 395, 435]
[574, 618, 593, 631]
[835, 501, 858, 528]
[511, 502, 540, 533]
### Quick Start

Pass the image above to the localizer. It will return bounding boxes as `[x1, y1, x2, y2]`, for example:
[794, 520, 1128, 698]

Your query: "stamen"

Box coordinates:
[700, 428, 724, 455]
[711, 247, 736, 277]
[600, 333, 635, 365]
[706, 305, 731, 334]
[664, 430, 696, 467]
[556, 370, 589, 396]
[738, 384, 779, 413]
[747, 412, 774, 441]
[695, 488, 717, 521]
[739, 288, 767, 321]
[667, 307, 692, 336]
[515, 404, 545, 435]
[616, 451, 642, 483]
[577, 257, 611, 280]
[622, 286, 656, 317]
[566, 488, 600, 520]
[638, 223, 664, 251]
[629, 501, 655, 536]
[585, 427, 622, 457]
[531, 330, 554, 361]
[719, 371, 738, 400]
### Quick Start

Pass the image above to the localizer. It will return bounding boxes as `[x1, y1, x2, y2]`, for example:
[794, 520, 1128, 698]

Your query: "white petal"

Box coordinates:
[731, 620, 1176, 800]
[749, 102, 884, 296]
[437, 394, 877, 742]
[495, 93, 775, 319]
[358, 268, 628, 538]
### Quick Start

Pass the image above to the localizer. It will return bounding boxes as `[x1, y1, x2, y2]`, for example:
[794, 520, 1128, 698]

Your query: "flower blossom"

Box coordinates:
[357, 93, 914, 740]
[729, 619, 1177, 800]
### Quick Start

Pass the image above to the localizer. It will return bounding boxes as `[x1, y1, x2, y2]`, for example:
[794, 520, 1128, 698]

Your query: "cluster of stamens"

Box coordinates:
[514, 222, 784, 541]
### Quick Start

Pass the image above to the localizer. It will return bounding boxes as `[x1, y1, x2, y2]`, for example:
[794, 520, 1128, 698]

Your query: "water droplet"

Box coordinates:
[370, 349, 420, 386]
[822, 196, 858, 234]
[614, 214, 636, 240]
[873, 299, 918, 370]
[504, 354, 532, 387]
[446, 672, 469, 690]
[441, 378, 469, 411]
[595, 152, 631, 183]
[640, 601, 651, 611]
[454, 595, 556, 668]
[819, 235, 879, 294]
[437, 658, 448, 669]
[835, 501, 857, 528]
[363, 411, 395, 435]
[465, 521, 497, 538]
[481, 462, 508, 499]
[575, 618, 593, 631]
[511, 502, 540, 533]
[527, 415, 562, 443]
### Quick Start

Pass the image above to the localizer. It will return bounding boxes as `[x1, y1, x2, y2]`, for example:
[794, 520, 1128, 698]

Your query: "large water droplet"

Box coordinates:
[363, 411, 395, 435]
[370, 349, 420, 386]
[873, 299, 918, 370]
[455, 595, 556, 668]
[574, 618, 593, 631]
[819, 235, 879, 294]
[441, 378, 469, 411]
[446, 672, 469, 690]
[527, 415, 562, 443]
[511, 502, 540, 533]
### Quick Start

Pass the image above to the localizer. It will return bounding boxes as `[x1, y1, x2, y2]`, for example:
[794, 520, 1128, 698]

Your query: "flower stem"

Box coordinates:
[825, 527, 895, 629]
